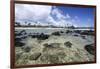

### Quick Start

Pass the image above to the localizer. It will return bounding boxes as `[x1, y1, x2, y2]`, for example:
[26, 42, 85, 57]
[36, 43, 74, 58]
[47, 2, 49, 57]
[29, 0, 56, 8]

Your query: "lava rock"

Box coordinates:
[84, 44, 95, 55]
[80, 30, 94, 35]
[74, 30, 81, 34]
[22, 46, 31, 52]
[60, 31, 64, 33]
[29, 53, 41, 60]
[66, 30, 72, 34]
[15, 37, 22, 41]
[37, 33, 49, 40]
[21, 36, 27, 39]
[31, 33, 49, 40]
[51, 31, 60, 36]
[43, 43, 49, 47]
[15, 41, 25, 47]
[50, 43, 60, 48]
[81, 35, 86, 39]
[43, 43, 60, 48]
[73, 34, 79, 37]
[64, 41, 72, 48]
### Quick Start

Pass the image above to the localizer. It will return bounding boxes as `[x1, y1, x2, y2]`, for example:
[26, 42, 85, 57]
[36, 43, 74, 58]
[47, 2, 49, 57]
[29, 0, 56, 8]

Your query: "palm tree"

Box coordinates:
[28, 23, 31, 26]
[25, 21, 27, 25]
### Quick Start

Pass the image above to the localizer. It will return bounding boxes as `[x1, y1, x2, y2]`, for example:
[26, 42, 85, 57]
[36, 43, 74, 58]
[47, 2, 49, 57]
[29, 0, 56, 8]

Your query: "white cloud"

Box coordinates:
[66, 14, 71, 19]
[15, 4, 52, 22]
[50, 7, 73, 27]
[15, 4, 80, 27]
[51, 8, 66, 20]
[74, 16, 80, 22]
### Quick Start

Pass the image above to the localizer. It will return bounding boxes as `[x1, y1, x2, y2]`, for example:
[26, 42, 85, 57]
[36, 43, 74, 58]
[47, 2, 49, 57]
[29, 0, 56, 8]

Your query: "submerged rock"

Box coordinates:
[20, 30, 27, 35]
[50, 43, 61, 48]
[81, 35, 86, 39]
[31, 33, 49, 40]
[60, 31, 64, 33]
[43, 43, 60, 48]
[15, 37, 25, 47]
[37, 33, 49, 40]
[40, 54, 61, 64]
[66, 30, 72, 34]
[15, 41, 25, 47]
[84, 44, 95, 55]
[43, 43, 49, 47]
[51, 31, 60, 36]
[74, 30, 81, 34]
[80, 30, 94, 35]
[73, 34, 79, 37]
[15, 37, 22, 41]
[15, 52, 23, 61]
[64, 41, 72, 48]
[29, 53, 41, 60]
[22, 46, 31, 52]
[21, 36, 27, 39]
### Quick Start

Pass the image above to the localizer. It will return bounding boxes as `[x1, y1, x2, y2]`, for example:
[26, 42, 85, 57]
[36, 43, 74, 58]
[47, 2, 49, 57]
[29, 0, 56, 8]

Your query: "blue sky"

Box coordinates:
[15, 4, 95, 27]
[55, 6, 95, 27]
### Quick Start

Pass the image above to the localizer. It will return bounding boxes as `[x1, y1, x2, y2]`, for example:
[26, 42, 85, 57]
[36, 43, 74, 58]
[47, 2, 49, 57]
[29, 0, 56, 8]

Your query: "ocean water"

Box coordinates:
[15, 27, 94, 34]
[15, 28, 67, 34]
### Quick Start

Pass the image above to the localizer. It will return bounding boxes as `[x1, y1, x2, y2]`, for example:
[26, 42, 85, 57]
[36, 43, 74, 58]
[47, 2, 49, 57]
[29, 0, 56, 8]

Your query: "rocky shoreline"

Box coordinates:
[15, 29, 95, 66]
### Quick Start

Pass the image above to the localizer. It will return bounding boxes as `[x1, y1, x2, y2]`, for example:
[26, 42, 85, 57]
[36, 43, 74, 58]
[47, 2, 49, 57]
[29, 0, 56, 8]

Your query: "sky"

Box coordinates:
[15, 4, 95, 27]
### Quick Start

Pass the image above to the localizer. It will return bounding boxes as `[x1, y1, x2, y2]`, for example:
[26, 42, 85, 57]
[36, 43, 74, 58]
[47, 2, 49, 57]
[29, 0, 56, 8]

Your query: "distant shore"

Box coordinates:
[15, 27, 94, 31]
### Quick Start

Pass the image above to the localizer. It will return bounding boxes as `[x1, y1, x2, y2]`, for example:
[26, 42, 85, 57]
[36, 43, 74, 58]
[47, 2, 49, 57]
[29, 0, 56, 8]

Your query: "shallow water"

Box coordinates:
[15, 28, 67, 34]
[15, 28, 94, 34]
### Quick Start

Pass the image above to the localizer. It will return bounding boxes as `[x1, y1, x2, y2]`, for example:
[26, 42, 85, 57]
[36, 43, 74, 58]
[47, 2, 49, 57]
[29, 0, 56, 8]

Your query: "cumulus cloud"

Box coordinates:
[51, 7, 66, 20]
[15, 4, 79, 27]
[50, 7, 74, 27]
[15, 4, 52, 22]
[66, 14, 71, 19]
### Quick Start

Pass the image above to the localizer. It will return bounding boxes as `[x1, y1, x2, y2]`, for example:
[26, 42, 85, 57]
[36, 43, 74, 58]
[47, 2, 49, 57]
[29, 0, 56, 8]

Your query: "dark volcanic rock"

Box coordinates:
[81, 35, 86, 39]
[21, 36, 27, 39]
[43, 43, 49, 47]
[73, 34, 79, 37]
[43, 43, 60, 48]
[29, 53, 41, 60]
[15, 33, 22, 36]
[15, 41, 25, 47]
[22, 46, 31, 52]
[66, 30, 72, 34]
[15, 30, 27, 37]
[50, 43, 61, 48]
[51, 31, 60, 36]
[20, 30, 27, 35]
[15, 37, 22, 41]
[74, 30, 81, 34]
[60, 31, 64, 33]
[64, 41, 72, 48]
[84, 44, 95, 55]
[80, 30, 94, 35]
[37, 33, 49, 40]
[15, 37, 25, 47]
[31, 33, 49, 40]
